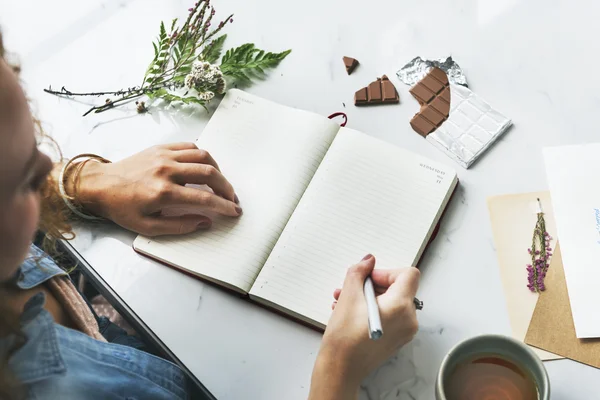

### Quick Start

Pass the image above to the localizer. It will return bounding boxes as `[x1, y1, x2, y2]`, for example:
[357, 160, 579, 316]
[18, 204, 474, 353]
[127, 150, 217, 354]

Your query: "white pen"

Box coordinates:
[364, 276, 383, 340]
[364, 277, 424, 341]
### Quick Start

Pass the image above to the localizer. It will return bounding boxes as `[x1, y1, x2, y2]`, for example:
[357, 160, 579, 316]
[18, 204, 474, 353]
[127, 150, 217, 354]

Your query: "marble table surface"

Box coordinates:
[2, 0, 599, 398]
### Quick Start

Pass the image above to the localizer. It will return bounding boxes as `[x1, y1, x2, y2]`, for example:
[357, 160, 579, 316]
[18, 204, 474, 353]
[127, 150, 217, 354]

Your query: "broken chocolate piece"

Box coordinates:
[343, 56, 359, 75]
[354, 75, 399, 106]
[355, 87, 368, 103]
[409, 67, 450, 137]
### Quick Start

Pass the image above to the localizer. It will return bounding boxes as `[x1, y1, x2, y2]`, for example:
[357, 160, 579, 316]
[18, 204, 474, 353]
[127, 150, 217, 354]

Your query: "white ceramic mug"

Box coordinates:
[435, 335, 550, 400]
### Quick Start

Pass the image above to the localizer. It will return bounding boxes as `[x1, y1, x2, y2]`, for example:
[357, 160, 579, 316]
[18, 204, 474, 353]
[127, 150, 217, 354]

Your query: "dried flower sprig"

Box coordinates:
[44, 0, 291, 116]
[526, 198, 553, 292]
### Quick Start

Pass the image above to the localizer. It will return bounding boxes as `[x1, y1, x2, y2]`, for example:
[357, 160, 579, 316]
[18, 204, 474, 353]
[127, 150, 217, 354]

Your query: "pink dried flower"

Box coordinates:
[526, 198, 553, 292]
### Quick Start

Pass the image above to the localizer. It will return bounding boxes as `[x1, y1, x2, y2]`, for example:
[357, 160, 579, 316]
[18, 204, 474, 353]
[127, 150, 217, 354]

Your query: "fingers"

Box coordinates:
[333, 288, 341, 300]
[377, 268, 420, 313]
[334, 265, 419, 301]
[166, 147, 237, 203]
[171, 164, 236, 202]
[371, 268, 420, 296]
[370, 269, 404, 290]
[162, 142, 198, 151]
[169, 186, 242, 217]
[139, 215, 211, 237]
[333, 285, 385, 300]
[333, 286, 387, 300]
[341, 254, 377, 296]
[173, 148, 221, 172]
[386, 267, 420, 299]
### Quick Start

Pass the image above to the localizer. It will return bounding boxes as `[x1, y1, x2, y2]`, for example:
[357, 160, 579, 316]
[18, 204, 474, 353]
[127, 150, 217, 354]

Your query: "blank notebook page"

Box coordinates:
[134, 89, 340, 292]
[250, 128, 457, 326]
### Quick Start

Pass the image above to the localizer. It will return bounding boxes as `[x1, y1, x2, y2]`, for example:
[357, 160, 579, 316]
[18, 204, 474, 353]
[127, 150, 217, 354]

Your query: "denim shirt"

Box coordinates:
[0, 246, 188, 400]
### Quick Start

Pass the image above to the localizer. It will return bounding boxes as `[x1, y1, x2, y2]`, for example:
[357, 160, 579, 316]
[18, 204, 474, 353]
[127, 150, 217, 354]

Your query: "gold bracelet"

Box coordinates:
[58, 154, 111, 220]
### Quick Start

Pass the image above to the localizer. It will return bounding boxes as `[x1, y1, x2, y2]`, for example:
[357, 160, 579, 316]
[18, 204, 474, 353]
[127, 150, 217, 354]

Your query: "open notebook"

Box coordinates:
[133, 89, 458, 329]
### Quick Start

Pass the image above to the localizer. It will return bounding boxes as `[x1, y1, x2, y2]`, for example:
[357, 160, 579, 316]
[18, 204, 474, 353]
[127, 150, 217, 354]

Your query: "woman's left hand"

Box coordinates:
[72, 143, 242, 236]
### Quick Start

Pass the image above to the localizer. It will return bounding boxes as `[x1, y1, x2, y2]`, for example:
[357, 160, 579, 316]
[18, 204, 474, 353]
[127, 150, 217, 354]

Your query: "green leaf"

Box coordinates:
[200, 34, 227, 64]
[225, 69, 250, 84]
[150, 88, 168, 99]
[220, 44, 291, 85]
[144, 36, 163, 85]
[177, 32, 186, 52]
[146, 21, 173, 85]
[170, 18, 178, 33]
[159, 21, 167, 41]
[173, 33, 197, 70]
[178, 65, 192, 74]
[160, 92, 208, 111]
[174, 46, 181, 64]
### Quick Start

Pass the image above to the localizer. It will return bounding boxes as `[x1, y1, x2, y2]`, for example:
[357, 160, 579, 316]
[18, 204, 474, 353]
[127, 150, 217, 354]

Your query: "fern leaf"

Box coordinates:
[146, 21, 173, 85]
[200, 34, 227, 64]
[144, 37, 163, 84]
[173, 46, 181, 64]
[161, 92, 208, 110]
[220, 44, 291, 84]
[159, 21, 167, 41]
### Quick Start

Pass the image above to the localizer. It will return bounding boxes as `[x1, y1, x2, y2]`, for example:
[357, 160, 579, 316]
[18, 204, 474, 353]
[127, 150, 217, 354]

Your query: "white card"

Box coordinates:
[544, 143, 600, 338]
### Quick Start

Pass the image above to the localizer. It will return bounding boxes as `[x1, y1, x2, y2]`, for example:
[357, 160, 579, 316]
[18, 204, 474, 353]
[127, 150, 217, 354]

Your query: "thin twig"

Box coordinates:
[45, 83, 171, 98]
[44, 86, 130, 97]
[82, 92, 146, 116]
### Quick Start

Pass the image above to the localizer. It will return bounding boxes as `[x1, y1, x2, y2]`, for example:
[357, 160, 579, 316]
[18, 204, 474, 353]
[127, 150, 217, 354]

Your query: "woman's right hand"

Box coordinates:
[73, 143, 241, 236]
[308, 255, 420, 400]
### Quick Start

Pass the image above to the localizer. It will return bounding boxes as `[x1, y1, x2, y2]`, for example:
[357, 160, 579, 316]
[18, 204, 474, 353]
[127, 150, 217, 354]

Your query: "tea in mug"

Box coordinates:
[444, 354, 538, 400]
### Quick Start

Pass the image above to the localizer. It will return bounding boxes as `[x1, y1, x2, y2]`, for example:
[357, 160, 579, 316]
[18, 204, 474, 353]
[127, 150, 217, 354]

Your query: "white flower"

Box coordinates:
[198, 91, 215, 101]
[184, 61, 226, 97]
[184, 74, 195, 89]
[214, 76, 226, 95]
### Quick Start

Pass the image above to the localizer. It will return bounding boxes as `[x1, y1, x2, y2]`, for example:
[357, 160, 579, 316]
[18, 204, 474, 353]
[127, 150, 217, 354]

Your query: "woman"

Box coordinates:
[0, 34, 420, 399]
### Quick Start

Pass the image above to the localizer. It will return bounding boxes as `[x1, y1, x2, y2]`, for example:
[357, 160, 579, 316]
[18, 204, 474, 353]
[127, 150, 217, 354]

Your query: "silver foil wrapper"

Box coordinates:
[426, 83, 512, 168]
[396, 56, 468, 87]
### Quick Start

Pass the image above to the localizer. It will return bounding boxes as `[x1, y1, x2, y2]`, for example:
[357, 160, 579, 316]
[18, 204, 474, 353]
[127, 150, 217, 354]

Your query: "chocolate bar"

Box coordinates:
[426, 83, 511, 168]
[407, 66, 512, 168]
[409, 67, 450, 137]
[343, 56, 359, 75]
[354, 75, 399, 106]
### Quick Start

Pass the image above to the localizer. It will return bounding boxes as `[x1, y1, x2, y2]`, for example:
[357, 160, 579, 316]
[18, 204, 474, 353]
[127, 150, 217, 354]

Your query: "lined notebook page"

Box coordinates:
[249, 128, 457, 326]
[134, 89, 340, 293]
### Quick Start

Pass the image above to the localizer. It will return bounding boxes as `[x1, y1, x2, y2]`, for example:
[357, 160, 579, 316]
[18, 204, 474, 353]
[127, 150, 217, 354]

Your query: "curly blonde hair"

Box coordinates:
[0, 31, 75, 400]
[37, 134, 75, 249]
[0, 33, 74, 248]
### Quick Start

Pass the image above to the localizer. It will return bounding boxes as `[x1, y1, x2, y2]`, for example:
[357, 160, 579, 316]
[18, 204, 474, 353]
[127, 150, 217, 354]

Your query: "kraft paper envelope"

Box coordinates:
[488, 192, 562, 360]
[525, 244, 600, 368]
